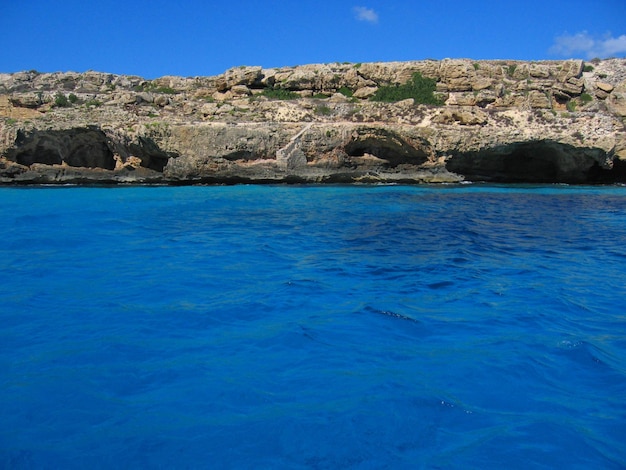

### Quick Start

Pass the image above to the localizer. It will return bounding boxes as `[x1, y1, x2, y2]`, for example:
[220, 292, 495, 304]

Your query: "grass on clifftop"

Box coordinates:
[370, 72, 443, 105]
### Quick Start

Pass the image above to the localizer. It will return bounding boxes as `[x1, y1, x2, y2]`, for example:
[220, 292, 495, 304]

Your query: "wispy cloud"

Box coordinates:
[549, 31, 626, 59]
[353, 6, 378, 24]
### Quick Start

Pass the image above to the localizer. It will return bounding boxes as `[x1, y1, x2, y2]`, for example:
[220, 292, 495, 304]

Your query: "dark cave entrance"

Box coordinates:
[344, 129, 428, 167]
[445, 141, 621, 184]
[9, 129, 174, 173]
[12, 129, 116, 170]
[587, 158, 626, 183]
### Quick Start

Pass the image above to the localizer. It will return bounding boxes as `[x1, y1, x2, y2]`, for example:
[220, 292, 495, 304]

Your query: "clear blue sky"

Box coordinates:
[1, 0, 625, 78]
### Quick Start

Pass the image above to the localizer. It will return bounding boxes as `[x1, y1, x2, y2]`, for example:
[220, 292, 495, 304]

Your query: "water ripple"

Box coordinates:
[1, 184, 625, 468]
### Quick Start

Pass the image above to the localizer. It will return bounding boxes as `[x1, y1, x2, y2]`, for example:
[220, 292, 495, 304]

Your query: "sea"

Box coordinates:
[1, 184, 625, 469]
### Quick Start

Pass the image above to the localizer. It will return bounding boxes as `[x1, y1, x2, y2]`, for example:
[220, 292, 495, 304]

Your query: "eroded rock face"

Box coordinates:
[1, 58, 625, 184]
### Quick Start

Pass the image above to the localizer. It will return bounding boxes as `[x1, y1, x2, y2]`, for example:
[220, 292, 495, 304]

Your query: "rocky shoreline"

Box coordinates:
[1, 58, 625, 185]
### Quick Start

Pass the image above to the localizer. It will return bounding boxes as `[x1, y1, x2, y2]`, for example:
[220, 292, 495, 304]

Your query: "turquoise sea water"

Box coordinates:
[1, 184, 625, 469]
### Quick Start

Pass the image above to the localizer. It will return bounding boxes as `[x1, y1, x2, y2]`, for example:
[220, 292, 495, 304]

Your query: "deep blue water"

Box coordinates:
[1, 184, 625, 469]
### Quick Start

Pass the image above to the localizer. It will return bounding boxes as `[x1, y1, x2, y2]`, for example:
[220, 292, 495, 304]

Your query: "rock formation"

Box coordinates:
[1, 58, 625, 184]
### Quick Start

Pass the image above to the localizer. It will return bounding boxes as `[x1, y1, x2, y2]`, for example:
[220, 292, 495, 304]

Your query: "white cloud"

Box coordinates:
[549, 31, 626, 59]
[354, 6, 378, 24]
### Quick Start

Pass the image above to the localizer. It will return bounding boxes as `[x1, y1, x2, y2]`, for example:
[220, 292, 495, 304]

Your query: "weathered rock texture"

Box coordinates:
[1, 58, 625, 184]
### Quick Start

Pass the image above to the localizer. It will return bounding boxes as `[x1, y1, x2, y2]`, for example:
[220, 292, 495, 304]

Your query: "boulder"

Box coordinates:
[136, 92, 154, 104]
[596, 82, 614, 93]
[212, 91, 231, 102]
[558, 60, 584, 82]
[529, 64, 551, 79]
[329, 93, 348, 102]
[223, 66, 263, 89]
[553, 77, 584, 98]
[154, 95, 170, 107]
[606, 81, 626, 116]
[440, 60, 473, 92]
[342, 68, 362, 89]
[446, 93, 476, 106]
[528, 90, 552, 109]
[596, 89, 610, 100]
[474, 90, 497, 107]
[9, 93, 44, 108]
[200, 102, 219, 117]
[230, 85, 252, 97]
[472, 78, 493, 91]
[353, 86, 378, 99]
[279, 68, 319, 91]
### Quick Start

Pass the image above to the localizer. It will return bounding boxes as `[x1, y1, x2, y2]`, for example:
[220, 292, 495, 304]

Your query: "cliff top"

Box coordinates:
[1, 58, 625, 119]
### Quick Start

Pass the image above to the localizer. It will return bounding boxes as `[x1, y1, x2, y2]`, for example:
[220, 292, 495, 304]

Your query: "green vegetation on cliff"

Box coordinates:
[259, 88, 299, 100]
[370, 72, 443, 105]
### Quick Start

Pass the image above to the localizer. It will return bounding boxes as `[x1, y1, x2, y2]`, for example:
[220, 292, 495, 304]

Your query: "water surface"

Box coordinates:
[1, 184, 625, 468]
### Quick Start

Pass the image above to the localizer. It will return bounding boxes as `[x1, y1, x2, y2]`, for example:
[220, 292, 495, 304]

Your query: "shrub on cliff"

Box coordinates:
[315, 104, 332, 116]
[338, 86, 354, 98]
[259, 87, 299, 100]
[370, 72, 443, 105]
[54, 92, 70, 107]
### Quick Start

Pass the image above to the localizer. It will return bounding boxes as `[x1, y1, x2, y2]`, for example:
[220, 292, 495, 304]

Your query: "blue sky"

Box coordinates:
[1, 0, 625, 78]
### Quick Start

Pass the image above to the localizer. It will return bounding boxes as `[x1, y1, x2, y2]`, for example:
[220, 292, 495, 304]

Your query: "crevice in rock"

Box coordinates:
[445, 141, 617, 183]
[222, 150, 256, 161]
[126, 137, 172, 172]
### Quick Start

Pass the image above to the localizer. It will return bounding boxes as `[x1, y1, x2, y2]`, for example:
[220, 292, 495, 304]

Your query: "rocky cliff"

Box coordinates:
[1, 58, 625, 184]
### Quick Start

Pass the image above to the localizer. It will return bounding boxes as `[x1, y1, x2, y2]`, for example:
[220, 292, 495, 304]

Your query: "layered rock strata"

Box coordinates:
[1, 58, 625, 184]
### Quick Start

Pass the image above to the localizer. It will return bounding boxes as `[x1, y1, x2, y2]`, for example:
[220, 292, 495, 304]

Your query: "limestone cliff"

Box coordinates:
[1, 58, 625, 184]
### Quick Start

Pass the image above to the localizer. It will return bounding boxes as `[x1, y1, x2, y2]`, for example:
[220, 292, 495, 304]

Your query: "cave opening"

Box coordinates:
[445, 141, 617, 184]
[344, 131, 428, 167]
[11, 129, 116, 170]
[128, 137, 173, 172]
[64, 135, 116, 170]
[16, 147, 63, 167]
[143, 155, 170, 172]
[587, 158, 626, 183]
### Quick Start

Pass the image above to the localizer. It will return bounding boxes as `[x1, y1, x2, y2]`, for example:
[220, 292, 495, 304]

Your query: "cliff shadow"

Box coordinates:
[445, 141, 623, 184]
